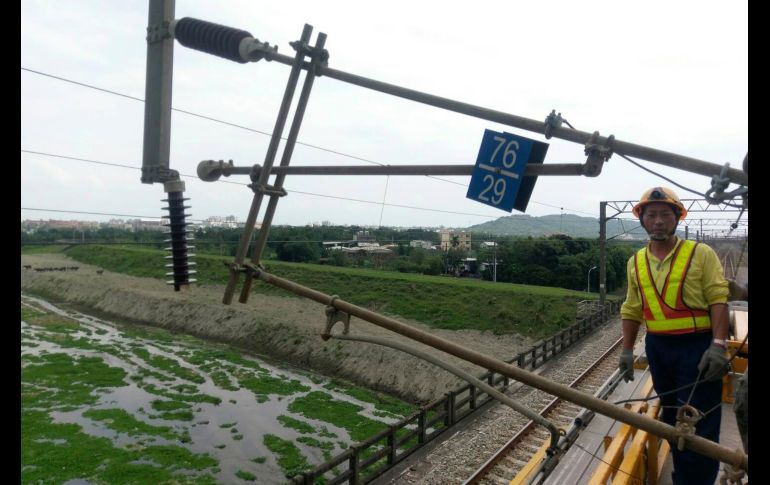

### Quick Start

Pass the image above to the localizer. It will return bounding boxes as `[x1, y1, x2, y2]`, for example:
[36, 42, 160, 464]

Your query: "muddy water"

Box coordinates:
[22, 293, 412, 483]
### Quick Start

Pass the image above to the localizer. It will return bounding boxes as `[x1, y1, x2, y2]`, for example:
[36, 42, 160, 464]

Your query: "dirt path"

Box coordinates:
[21, 253, 534, 403]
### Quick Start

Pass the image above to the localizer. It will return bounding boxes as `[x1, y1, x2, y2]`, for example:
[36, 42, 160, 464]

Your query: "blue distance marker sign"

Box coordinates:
[466, 129, 549, 212]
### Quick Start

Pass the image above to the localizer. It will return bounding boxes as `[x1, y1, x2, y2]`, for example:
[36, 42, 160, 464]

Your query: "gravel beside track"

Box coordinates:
[382, 320, 625, 485]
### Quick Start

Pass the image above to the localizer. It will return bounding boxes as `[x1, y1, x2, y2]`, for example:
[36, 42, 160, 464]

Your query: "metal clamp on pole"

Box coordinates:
[720, 461, 748, 485]
[147, 20, 172, 44]
[290, 39, 329, 75]
[321, 295, 350, 341]
[248, 182, 288, 197]
[704, 162, 748, 206]
[544, 110, 563, 139]
[583, 131, 615, 177]
[675, 404, 702, 451]
[242, 261, 265, 276]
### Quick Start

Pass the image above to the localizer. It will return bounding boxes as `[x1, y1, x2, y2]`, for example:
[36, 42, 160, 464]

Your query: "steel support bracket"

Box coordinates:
[583, 131, 614, 177]
[719, 461, 747, 484]
[141, 166, 180, 184]
[544, 109, 564, 139]
[242, 262, 265, 275]
[198, 159, 234, 182]
[248, 182, 288, 197]
[240, 39, 279, 62]
[290, 39, 329, 74]
[321, 295, 350, 341]
[146, 21, 172, 44]
[247, 164, 288, 196]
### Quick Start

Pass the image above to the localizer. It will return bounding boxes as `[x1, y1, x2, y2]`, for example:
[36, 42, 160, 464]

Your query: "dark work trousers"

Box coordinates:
[645, 331, 723, 485]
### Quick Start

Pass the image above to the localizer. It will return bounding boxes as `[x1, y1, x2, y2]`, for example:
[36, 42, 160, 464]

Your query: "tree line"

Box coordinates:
[21, 225, 639, 293]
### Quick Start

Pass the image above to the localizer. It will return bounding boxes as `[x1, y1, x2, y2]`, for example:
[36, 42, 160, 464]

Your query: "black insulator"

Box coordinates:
[174, 17, 253, 63]
[162, 191, 197, 291]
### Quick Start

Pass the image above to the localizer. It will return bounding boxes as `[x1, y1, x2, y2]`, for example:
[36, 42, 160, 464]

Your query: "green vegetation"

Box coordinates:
[21, 244, 70, 254]
[323, 380, 414, 417]
[278, 415, 316, 434]
[83, 408, 184, 441]
[235, 470, 257, 481]
[64, 245, 613, 337]
[132, 348, 205, 384]
[21, 295, 416, 482]
[263, 434, 313, 478]
[136, 382, 222, 405]
[288, 391, 387, 442]
[151, 400, 195, 421]
[22, 353, 127, 410]
[236, 373, 311, 397]
[21, 304, 45, 320]
[21, 349, 216, 483]
[22, 410, 217, 484]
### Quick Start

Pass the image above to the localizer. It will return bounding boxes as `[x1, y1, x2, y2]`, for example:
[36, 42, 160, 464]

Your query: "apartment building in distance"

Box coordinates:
[439, 230, 471, 251]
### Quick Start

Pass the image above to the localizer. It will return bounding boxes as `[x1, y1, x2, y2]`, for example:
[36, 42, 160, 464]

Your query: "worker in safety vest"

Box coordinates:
[618, 187, 730, 485]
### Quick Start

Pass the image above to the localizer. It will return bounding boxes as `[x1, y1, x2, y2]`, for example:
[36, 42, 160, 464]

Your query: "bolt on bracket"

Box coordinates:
[544, 109, 563, 139]
[146, 21, 172, 44]
[583, 131, 615, 177]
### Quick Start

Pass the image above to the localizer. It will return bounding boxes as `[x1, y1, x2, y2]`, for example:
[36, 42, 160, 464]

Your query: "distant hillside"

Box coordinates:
[466, 214, 684, 239]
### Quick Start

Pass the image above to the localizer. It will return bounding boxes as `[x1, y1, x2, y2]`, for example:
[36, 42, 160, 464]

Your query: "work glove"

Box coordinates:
[618, 348, 634, 382]
[728, 279, 748, 301]
[697, 344, 729, 381]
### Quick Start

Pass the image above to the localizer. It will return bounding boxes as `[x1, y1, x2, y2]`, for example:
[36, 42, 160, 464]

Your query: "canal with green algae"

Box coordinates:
[21, 293, 416, 484]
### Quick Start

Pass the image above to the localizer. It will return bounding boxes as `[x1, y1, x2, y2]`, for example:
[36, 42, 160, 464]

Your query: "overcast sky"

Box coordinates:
[21, 0, 748, 231]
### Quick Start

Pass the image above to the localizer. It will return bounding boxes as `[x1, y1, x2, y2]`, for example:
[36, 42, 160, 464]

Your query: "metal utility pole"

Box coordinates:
[493, 239, 497, 283]
[599, 202, 607, 305]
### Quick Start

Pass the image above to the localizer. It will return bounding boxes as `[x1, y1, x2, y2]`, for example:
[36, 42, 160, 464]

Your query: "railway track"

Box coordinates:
[385, 321, 626, 485]
[465, 337, 623, 484]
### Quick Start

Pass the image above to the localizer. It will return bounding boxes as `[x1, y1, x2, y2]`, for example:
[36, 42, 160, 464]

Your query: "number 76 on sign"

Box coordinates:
[466, 129, 548, 213]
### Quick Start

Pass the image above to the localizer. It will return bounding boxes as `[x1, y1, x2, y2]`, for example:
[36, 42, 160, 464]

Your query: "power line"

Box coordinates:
[21, 207, 189, 221]
[24, 149, 586, 220]
[21, 66, 597, 217]
[20, 66, 463, 188]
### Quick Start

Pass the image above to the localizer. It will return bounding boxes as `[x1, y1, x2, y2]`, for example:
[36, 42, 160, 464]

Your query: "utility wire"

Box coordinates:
[21, 150, 499, 219]
[23, 150, 604, 222]
[21, 66, 463, 188]
[558, 115, 712, 201]
[21, 207, 190, 221]
[21, 66, 598, 217]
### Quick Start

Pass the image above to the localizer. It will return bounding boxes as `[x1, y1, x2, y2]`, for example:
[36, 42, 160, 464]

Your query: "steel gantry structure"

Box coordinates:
[140, 0, 748, 474]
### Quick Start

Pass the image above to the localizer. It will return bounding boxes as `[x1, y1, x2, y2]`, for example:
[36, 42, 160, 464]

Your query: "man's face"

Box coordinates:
[642, 202, 677, 241]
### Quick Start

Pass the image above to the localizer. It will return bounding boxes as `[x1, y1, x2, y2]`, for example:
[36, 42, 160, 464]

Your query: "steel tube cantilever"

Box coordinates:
[196, 161, 586, 180]
[169, 21, 746, 186]
[247, 264, 748, 472]
[231, 49, 746, 186]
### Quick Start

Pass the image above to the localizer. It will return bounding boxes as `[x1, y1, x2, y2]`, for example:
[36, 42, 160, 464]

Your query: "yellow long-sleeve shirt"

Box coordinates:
[621, 238, 729, 323]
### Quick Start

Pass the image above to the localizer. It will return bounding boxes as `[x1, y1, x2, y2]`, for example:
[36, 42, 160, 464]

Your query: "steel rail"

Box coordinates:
[248, 265, 748, 472]
[463, 337, 623, 484]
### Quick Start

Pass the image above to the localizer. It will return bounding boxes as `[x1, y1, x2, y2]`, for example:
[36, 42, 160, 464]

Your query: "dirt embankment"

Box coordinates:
[21, 253, 534, 404]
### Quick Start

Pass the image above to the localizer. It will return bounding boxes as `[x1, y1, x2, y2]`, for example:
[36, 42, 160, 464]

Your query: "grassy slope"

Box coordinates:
[59, 245, 617, 339]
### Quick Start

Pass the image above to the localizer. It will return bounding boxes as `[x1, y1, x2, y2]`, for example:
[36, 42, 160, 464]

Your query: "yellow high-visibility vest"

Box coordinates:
[634, 240, 711, 334]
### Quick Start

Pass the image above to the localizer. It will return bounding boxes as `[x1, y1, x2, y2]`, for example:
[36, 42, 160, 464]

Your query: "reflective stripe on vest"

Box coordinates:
[634, 240, 711, 334]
